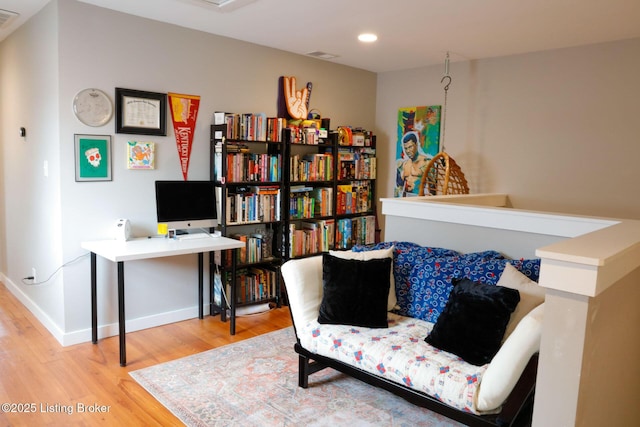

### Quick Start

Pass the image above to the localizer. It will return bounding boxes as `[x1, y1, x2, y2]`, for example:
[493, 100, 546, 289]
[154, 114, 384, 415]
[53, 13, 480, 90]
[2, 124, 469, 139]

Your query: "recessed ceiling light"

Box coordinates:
[358, 33, 378, 43]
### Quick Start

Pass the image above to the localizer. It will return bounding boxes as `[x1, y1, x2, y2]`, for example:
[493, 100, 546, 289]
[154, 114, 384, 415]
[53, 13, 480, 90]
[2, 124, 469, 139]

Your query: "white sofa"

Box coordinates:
[281, 248, 545, 427]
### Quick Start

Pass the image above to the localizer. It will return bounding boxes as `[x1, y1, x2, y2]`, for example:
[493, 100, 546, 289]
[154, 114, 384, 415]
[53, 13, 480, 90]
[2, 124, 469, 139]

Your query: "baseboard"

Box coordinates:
[1, 273, 66, 345]
[1, 273, 212, 347]
[62, 305, 211, 346]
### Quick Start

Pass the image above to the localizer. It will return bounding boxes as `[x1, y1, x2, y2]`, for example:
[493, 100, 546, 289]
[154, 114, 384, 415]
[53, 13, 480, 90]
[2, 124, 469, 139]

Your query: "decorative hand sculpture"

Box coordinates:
[284, 76, 309, 120]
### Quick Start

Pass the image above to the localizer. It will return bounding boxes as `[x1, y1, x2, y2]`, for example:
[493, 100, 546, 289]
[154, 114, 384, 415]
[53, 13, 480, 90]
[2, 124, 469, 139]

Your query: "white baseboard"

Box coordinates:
[1, 273, 66, 344]
[62, 304, 211, 346]
[1, 273, 211, 347]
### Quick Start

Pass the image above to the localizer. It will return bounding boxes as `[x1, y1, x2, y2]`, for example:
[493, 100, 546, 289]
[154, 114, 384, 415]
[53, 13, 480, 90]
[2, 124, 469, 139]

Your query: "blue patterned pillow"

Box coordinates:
[353, 241, 541, 323]
[396, 254, 460, 322]
[354, 242, 460, 317]
[461, 257, 541, 284]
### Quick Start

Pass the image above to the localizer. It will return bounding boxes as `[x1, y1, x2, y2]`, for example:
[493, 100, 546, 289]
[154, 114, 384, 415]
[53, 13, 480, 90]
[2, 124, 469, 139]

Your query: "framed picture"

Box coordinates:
[127, 141, 155, 169]
[394, 105, 441, 197]
[74, 134, 112, 182]
[115, 88, 167, 136]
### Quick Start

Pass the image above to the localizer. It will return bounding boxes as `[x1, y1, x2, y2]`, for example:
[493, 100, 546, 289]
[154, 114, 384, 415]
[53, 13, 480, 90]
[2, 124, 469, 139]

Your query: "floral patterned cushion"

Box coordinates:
[299, 313, 494, 414]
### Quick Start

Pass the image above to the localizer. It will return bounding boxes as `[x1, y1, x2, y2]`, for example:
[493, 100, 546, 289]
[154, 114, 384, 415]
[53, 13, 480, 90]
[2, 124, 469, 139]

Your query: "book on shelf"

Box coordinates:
[226, 186, 280, 224]
[336, 181, 372, 215]
[225, 152, 280, 183]
[311, 187, 333, 217]
[335, 218, 353, 250]
[217, 112, 286, 142]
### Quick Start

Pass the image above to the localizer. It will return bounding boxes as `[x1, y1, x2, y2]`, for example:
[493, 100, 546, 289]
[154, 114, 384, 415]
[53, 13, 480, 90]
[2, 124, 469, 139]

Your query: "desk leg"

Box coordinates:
[198, 253, 204, 319]
[230, 249, 237, 335]
[91, 252, 97, 344]
[117, 261, 126, 367]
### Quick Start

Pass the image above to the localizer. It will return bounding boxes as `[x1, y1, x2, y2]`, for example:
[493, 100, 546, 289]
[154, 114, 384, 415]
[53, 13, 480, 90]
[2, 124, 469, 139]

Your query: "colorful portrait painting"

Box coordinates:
[395, 105, 441, 197]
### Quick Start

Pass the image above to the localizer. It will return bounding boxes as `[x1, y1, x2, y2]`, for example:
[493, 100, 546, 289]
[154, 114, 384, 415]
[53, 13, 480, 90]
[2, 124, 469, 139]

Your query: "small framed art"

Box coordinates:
[115, 88, 167, 136]
[74, 134, 112, 182]
[127, 141, 155, 169]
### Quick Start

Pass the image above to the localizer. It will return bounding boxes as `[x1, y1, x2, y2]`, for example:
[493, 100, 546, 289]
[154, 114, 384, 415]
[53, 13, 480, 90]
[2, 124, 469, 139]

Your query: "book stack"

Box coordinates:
[226, 186, 281, 224]
[337, 148, 376, 180]
[222, 267, 278, 304]
[289, 186, 315, 219]
[336, 181, 372, 215]
[288, 219, 335, 257]
[215, 112, 286, 142]
[290, 153, 334, 182]
[225, 152, 280, 183]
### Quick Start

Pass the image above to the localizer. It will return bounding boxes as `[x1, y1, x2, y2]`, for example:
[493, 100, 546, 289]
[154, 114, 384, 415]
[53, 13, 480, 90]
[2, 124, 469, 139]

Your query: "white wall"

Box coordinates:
[3, 0, 640, 345]
[0, 0, 376, 344]
[376, 38, 640, 234]
[0, 2, 65, 333]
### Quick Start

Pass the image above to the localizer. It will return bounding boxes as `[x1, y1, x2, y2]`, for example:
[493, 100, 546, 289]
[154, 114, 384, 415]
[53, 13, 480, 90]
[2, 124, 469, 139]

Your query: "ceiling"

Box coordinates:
[3, 0, 640, 73]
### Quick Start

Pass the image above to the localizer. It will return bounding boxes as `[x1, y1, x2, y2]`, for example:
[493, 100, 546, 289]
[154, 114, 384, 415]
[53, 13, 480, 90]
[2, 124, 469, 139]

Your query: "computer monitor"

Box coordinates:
[155, 180, 218, 231]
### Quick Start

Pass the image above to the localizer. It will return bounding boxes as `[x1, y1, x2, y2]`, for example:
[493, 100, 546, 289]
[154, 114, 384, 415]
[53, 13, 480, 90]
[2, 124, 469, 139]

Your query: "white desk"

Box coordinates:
[81, 236, 244, 366]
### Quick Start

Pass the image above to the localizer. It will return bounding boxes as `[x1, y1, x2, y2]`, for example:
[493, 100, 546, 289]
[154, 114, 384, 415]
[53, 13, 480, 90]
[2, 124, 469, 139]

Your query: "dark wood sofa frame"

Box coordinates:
[293, 341, 538, 427]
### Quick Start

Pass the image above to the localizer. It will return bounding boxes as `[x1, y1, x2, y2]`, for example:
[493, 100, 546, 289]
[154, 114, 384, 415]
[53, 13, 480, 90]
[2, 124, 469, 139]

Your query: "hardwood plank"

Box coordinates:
[0, 282, 292, 426]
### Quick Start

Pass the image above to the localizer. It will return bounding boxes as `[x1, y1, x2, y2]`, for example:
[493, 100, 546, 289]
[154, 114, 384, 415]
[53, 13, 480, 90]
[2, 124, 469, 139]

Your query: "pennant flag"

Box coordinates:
[168, 92, 201, 180]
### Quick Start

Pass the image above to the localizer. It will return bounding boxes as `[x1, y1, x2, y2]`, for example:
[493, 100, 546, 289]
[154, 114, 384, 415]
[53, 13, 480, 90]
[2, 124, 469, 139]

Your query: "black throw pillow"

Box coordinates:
[318, 253, 391, 328]
[425, 278, 520, 366]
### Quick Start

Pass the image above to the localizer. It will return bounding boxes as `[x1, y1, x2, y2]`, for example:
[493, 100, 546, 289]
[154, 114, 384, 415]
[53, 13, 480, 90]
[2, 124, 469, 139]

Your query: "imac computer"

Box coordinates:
[155, 180, 218, 232]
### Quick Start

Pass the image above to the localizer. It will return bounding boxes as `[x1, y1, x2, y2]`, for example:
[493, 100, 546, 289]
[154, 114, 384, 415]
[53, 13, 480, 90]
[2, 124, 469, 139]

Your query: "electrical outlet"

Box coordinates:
[31, 268, 36, 283]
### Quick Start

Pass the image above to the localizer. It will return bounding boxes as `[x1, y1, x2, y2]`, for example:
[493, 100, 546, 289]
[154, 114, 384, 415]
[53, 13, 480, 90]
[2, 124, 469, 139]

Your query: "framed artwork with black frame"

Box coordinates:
[74, 134, 112, 182]
[115, 88, 167, 136]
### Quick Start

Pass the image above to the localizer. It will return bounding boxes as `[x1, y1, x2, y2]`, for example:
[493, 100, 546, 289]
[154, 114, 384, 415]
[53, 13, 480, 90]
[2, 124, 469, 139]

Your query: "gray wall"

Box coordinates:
[0, 0, 376, 343]
[2, 0, 640, 343]
[376, 38, 640, 235]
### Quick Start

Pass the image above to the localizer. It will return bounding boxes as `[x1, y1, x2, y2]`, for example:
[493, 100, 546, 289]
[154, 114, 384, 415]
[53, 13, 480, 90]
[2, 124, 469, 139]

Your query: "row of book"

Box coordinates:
[215, 112, 287, 142]
[336, 181, 373, 215]
[232, 230, 274, 264]
[290, 153, 334, 182]
[289, 186, 333, 219]
[219, 267, 279, 304]
[334, 215, 377, 250]
[224, 152, 281, 183]
[337, 148, 376, 180]
[226, 186, 281, 224]
[288, 220, 335, 258]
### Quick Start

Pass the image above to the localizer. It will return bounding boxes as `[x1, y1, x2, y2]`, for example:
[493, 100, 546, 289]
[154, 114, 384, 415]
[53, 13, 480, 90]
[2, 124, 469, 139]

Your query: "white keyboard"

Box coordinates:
[176, 233, 211, 240]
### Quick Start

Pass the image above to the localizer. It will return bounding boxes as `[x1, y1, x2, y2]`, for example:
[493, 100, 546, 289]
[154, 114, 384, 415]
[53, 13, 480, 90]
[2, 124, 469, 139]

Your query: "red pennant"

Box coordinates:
[168, 93, 201, 180]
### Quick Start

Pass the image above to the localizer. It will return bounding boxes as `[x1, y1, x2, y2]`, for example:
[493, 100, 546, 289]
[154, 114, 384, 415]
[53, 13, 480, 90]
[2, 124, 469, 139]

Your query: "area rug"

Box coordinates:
[130, 327, 462, 426]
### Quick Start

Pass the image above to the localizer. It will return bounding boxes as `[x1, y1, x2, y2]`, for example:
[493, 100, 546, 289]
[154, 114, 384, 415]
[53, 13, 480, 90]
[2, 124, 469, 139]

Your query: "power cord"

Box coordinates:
[21, 253, 90, 285]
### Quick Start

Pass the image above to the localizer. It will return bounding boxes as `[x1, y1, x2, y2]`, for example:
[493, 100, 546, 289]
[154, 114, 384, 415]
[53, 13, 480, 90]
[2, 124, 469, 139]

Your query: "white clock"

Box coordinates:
[72, 88, 113, 127]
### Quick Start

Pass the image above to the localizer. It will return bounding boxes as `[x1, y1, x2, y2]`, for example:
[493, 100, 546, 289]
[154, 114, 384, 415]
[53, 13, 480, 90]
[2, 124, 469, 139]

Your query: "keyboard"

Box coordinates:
[176, 233, 211, 240]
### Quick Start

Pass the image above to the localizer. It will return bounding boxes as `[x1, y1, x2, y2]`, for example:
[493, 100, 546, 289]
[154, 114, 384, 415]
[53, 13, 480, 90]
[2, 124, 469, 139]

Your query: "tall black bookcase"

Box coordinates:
[210, 114, 286, 334]
[283, 126, 378, 259]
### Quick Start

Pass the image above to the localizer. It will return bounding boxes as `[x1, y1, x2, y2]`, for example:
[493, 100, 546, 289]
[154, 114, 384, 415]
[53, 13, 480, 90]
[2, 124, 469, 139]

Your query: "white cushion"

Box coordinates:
[476, 303, 544, 412]
[329, 247, 397, 311]
[497, 263, 546, 340]
[281, 256, 323, 334]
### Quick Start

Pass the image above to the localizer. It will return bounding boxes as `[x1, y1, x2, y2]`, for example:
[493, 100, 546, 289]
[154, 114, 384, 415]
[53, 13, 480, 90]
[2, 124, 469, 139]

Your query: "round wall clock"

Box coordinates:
[72, 88, 113, 127]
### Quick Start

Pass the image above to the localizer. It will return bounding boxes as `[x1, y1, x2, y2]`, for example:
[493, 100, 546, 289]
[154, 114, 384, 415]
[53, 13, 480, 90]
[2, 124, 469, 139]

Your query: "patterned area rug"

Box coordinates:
[130, 327, 462, 426]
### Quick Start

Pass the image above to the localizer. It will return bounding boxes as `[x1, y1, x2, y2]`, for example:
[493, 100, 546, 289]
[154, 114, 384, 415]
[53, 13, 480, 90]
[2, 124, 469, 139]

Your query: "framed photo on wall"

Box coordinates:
[115, 88, 167, 136]
[126, 141, 155, 169]
[74, 134, 112, 182]
[394, 105, 441, 197]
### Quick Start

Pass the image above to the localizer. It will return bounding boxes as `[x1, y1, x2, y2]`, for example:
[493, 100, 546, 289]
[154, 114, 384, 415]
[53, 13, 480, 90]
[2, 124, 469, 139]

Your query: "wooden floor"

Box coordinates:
[0, 282, 292, 426]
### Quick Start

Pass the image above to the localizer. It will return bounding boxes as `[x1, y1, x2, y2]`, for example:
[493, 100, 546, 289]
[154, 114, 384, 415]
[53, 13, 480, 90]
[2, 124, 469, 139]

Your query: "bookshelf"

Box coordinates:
[283, 125, 378, 258]
[210, 113, 287, 334]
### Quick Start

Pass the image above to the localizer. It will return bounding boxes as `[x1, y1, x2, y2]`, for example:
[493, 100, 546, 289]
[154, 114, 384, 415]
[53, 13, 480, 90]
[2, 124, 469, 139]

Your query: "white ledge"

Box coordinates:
[380, 194, 616, 238]
[381, 194, 640, 297]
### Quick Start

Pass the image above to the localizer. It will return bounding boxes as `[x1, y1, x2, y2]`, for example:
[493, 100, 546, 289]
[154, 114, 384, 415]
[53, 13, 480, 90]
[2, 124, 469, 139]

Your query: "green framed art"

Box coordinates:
[74, 134, 112, 182]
